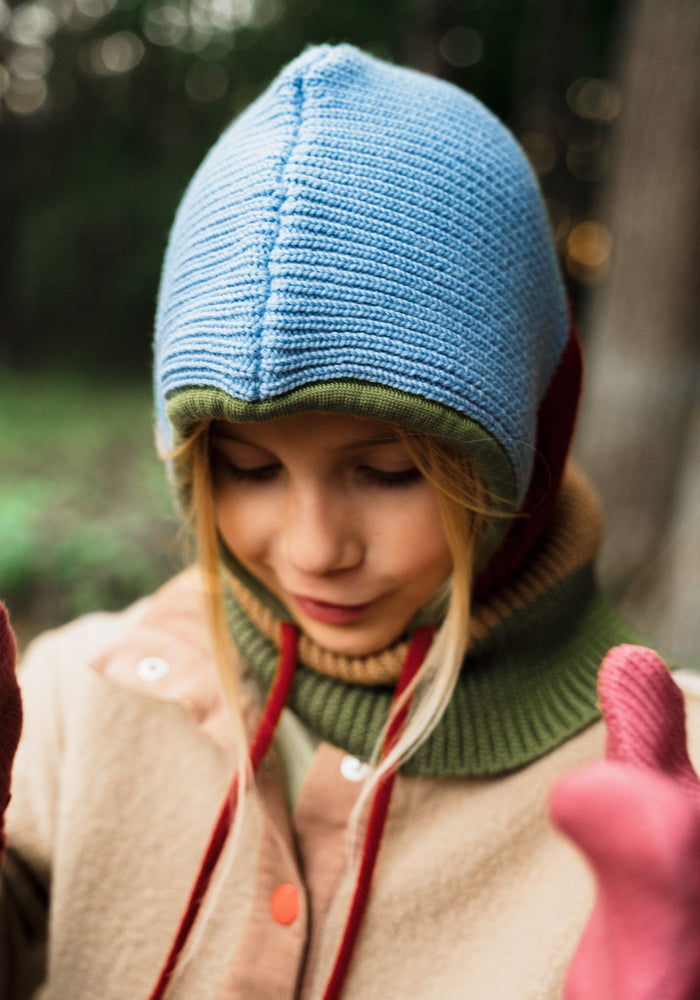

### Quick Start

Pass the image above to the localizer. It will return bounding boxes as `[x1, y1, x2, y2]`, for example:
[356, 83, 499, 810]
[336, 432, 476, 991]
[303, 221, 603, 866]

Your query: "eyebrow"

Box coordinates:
[211, 429, 264, 444]
[210, 428, 402, 450]
[345, 433, 402, 450]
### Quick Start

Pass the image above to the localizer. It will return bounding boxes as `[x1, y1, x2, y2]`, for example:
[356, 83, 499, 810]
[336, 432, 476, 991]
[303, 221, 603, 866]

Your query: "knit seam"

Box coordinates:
[251, 73, 306, 390]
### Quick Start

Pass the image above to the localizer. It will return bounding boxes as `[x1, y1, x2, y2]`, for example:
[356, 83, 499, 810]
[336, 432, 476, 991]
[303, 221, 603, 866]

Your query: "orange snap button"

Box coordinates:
[270, 883, 299, 925]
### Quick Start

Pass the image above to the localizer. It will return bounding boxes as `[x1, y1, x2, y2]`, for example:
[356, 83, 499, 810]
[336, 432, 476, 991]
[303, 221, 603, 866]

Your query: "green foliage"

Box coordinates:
[0, 372, 182, 648]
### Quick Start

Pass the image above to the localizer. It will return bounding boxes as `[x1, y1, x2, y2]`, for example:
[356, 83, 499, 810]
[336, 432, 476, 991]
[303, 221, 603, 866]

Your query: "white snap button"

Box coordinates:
[340, 755, 370, 782]
[136, 656, 170, 682]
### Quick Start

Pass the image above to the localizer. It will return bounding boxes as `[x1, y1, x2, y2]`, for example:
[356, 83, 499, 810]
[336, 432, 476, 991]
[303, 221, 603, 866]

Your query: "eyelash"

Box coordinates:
[212, 454, 422, 489]
[214, 458, 280, 483]
[359, 466, 423, 488]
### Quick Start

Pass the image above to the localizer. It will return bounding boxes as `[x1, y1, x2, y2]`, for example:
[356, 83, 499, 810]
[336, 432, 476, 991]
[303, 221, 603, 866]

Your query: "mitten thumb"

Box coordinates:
[599, 644, 700, 795]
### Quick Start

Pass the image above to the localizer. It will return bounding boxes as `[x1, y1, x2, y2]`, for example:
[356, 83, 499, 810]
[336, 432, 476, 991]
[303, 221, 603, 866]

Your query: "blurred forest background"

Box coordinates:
[1, 0, 698, 659]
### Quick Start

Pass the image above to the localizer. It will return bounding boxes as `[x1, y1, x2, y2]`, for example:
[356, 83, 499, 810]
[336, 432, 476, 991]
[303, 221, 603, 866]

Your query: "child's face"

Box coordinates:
[211, 413, 452, 657]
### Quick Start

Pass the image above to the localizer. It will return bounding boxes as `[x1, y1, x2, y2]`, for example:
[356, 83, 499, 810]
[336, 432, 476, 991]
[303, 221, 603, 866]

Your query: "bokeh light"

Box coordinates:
[566, 220, 612, 285]
[87, 30, 144, 74]
[74, 0, 119, 21]
[7, 2, 58, 46]
[439, 25, 483, 69]
[567, 76, 620, 122]
[5, 74, 48, 114]
[142, 4, 189, 47]
[8, 42, 53, 78]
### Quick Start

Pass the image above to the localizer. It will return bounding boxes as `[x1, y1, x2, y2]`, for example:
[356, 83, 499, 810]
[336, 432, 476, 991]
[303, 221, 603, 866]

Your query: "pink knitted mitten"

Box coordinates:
[550, 645, 700, 1000]
[0, 603, 22, 853]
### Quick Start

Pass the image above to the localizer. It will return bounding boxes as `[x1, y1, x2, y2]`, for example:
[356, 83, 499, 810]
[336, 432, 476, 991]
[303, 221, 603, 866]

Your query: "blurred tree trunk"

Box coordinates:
[575, 0, 700, 661]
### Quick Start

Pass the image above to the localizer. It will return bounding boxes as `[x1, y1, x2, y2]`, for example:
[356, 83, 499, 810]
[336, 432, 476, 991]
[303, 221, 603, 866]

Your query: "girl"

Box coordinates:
[2, 43, 700, 1000]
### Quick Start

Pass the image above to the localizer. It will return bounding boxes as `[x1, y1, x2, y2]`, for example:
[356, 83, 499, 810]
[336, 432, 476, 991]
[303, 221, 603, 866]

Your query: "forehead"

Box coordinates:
[210, 412, 403, 450]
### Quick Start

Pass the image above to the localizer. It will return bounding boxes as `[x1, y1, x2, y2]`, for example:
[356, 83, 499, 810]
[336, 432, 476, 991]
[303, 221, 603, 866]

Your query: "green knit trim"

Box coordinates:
[228, 564, 643, 777]
[165, 381, 515, 564]
[166, 383, 512, 493]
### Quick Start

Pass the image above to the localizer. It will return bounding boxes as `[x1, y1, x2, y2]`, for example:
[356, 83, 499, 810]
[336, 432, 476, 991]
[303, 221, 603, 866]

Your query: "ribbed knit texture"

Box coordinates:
[155, 43, 569, 507]
[230, 569, 639, 778]
[599, 646, 698, 776]
[227, 473, 643, 776]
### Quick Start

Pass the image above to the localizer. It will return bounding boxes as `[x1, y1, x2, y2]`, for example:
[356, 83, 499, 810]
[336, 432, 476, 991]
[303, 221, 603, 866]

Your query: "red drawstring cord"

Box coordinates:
[147, 621, 299, 1000]
[148, 621, 435, 1000]
[321, 624, 435, 1000]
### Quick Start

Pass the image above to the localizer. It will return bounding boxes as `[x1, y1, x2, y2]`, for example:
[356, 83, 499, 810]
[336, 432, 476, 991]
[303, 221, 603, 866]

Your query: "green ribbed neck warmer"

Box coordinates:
[226, 547, 641, 779]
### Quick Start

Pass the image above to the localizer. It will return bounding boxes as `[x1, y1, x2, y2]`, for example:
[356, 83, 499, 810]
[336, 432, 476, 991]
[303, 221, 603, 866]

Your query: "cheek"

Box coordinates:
[413, 529, 453, 583]
[385, 495, 452, 582]
[214, 495, 269, 565]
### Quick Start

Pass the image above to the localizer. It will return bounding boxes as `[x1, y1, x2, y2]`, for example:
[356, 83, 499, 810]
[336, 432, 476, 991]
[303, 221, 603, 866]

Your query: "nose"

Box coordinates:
[281, 481, 363, 576]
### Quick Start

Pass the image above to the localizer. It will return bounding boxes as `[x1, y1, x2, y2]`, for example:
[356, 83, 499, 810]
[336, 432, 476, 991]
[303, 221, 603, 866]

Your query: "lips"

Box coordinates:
[292, 594, 373, 625]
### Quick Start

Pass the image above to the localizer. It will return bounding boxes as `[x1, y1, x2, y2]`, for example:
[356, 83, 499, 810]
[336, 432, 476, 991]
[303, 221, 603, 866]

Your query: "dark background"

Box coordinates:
[1, 0, 621, 373]
[2, 0, 698, 661]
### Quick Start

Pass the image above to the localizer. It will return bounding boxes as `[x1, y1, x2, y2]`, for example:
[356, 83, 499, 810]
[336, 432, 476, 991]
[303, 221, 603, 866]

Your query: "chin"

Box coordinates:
[301, 622, 403, 658]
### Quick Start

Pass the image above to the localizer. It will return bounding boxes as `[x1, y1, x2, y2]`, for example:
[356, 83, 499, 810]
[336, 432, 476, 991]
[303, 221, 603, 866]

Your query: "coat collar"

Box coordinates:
[91, 567, 238, 753]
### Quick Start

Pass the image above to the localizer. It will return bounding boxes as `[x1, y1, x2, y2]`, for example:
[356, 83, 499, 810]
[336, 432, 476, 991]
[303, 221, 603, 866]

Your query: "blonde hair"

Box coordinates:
[173, 423, 250, 778]
[172, 417, 491, 795]
[378, 428, 489, 772]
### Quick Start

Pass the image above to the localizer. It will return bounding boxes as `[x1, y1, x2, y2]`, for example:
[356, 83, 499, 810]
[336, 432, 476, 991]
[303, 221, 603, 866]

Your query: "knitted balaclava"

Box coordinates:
[154, 44, 638, 776]
[156, 43, 575, 538]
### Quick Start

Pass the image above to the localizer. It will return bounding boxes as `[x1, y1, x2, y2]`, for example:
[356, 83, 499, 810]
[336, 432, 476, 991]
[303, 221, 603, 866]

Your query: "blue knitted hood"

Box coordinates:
[155, 43, 575, 521]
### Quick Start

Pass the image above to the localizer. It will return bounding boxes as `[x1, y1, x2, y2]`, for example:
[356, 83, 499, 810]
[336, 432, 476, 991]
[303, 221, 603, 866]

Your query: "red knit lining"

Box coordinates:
[474, 318, 583, 598]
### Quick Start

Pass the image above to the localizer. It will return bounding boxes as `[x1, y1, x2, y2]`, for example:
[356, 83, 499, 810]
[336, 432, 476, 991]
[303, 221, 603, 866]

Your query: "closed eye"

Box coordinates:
[211, 449, 281, 484]
[358, 466, 423, 488]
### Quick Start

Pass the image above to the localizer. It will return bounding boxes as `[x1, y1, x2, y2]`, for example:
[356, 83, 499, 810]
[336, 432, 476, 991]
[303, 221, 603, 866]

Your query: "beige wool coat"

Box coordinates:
[3, 568, 700, 1000]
